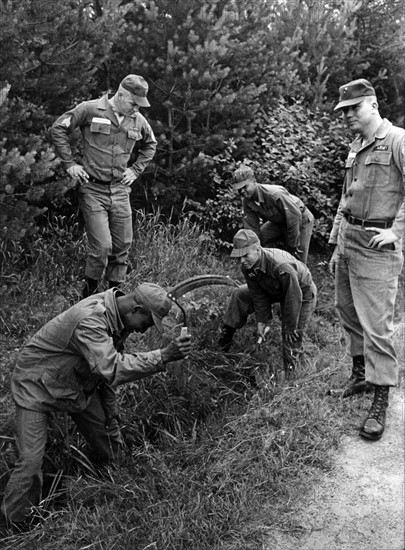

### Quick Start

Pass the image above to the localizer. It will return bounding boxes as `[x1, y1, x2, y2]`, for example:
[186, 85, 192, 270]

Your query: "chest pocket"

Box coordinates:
[90, 119, 111, 135]
[124, 127, 142, 152]
[364, 151, 392, 187]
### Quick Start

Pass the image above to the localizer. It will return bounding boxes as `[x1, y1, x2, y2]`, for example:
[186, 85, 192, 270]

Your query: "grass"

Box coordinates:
[0, 211, 403, 549]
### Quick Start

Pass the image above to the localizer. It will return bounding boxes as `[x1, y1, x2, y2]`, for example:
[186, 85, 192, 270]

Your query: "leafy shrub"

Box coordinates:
[0, 93, 77, 262]
[192, 101, 350, 248]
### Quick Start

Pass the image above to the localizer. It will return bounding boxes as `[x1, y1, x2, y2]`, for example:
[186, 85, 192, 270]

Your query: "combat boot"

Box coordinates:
[360, 385, 389, 440]
[218, 325, 236, 352]
[328, 355, 374, 397]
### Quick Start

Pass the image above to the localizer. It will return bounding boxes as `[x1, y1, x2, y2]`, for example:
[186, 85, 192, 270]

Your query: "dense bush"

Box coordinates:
[190, 102, 350, 247]
[0, 0, 403, 260]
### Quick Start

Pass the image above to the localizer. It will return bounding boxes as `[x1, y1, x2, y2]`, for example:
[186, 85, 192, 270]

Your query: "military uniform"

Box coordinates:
[2, 289, 165, 523]
[51, 92, 157, 284]
[329, 119, 404, 386]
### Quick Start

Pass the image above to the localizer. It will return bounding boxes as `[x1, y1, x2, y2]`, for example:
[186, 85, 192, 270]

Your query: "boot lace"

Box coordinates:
[368, 388, 388, 421]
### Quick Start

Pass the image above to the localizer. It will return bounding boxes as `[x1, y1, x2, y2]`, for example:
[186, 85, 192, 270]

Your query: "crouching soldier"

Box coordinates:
[0, 283, 191, 533]
[219, 229, 317, 376]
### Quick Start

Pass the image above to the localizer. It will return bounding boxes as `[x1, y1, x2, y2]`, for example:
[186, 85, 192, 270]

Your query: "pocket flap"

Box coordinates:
[365, 151, 392, 165]
[90, 118, 111, 134]
[128, 128, 142, 140]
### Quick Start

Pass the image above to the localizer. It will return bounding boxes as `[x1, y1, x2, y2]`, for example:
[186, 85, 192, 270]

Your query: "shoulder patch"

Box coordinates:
[61, 116, 71, 128]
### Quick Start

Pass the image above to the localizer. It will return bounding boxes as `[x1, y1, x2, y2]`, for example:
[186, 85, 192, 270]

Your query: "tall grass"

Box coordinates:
[0, 210, 403, 550]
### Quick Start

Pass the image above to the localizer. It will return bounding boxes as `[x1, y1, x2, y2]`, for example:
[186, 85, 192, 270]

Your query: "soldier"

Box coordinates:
[232, 165, 314, 263]
[51, 75, 157, 297]
[328, 78, 404, 440]
[0, 284, 191, 532]
[219, 229, 317, 376]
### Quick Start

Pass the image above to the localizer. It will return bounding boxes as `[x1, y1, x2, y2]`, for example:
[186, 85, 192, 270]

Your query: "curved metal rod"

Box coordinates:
[167, 293, 187, 327]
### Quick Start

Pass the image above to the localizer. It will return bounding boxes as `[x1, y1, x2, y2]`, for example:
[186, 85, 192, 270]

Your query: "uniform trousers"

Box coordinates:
[79, 180, 133, 283]
[1, 389, 122, 523]
[223, 283, 317, 368]
[335, 218, 403, 386]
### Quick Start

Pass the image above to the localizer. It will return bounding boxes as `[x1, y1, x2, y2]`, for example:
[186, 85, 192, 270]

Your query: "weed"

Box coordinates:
[0, 214, 403, 550]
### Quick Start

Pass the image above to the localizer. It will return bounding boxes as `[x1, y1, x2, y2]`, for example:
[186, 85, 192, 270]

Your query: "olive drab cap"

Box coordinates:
[120, 74, 151, 107]
[230, 229, 260, 257]
[132, 283, 171, 333]
[232, 165, 256, 190]
[334, 78, 376, 111]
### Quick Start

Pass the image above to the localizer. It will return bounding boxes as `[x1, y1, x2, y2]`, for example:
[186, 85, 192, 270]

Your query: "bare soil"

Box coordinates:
[265, 380, 405, 550]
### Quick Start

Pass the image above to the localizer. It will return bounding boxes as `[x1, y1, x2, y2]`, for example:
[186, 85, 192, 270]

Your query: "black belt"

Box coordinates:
[343, 213, 393, 229]
[87, 176, 111, 185]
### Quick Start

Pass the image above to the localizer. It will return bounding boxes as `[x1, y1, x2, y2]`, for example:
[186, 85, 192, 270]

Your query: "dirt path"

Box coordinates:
[265, 384, 405, 550]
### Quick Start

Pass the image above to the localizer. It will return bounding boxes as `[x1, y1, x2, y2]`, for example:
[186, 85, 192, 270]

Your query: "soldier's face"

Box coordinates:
[240, 246, 261, 269]
[122, 307, 154, 333]
[115, 90, 140, 116]
[238, 180, 256, 199]
[341, 99, 376, 134]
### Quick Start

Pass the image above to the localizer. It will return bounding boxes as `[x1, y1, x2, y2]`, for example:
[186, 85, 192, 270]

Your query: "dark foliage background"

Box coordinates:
[1, 0, 404, 263]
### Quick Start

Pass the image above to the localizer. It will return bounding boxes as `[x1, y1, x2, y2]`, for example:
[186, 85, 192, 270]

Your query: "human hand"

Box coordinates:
[161, 334, 192, 363]
[284, 330, 300, 346]
[328, 245, 338, 277]
[366, 227, 398, 249]
[67, 164, 89, 183]
[121, 168, 137, 186]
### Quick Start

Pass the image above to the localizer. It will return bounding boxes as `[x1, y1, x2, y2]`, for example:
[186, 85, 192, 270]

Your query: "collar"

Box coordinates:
[350, 119, 392, 151]
[96, 94, 137, 120]
[108, 96, 120, 114]
[104, 288, 126, 334]
[374, 119, 392, 139]
[255, 184, 265, 204]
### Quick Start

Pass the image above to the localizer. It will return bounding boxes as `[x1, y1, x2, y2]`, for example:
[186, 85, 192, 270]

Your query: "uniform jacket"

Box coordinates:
[242, 184, 311, 249]
[50, 93, 157, 182]
[330, 119, 405, 244]
[11, 289, 165, 413]
[242, 248, 315, 332]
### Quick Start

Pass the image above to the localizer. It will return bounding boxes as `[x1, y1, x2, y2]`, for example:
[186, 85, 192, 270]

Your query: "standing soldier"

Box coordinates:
[51, 75, 157, 298]
[329, 78, 404, 441]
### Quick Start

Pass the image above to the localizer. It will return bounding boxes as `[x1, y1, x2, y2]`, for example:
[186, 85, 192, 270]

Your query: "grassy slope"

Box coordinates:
[0, 212, 403, 550]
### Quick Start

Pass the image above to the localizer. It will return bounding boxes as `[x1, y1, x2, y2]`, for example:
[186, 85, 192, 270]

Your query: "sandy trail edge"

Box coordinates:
[265, 383, 404, 550]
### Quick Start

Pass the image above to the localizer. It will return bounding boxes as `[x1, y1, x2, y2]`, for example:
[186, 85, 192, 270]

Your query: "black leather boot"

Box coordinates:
[328, 355, 374, 397]
[82, 277, 99, 299]
[360, 385, 389, 440]
[218, 325, 236, 352]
